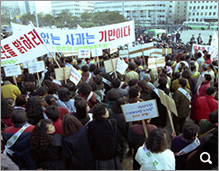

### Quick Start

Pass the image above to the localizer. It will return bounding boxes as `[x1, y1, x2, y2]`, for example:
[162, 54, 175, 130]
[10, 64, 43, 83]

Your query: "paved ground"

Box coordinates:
[176, 29, 218, 44]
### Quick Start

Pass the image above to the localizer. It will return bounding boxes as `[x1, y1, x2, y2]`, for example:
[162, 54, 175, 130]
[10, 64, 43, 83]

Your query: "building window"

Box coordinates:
[215, 5, 217, 9]
[198, 6, 200, 9]
[197, 12, 199, 15]
[205, 12, 207, 15]
[206, 6, 208, 9]
[192, 18, 194, 21]
[201, 12, 203, 15]
[213, 12, 216, 15]
[193, 12, 195, 15]
[209, 12, 211, 15]
[178, 2, 180, 4]
[193, 6, 196, 9]
[177, 10, 179, 13]
[196, 18, 198, 21]
[200, 19, 203, 21]
[194, 1, 196, 3]
[202, 6, 204, 9]
[190, 6, 192, 9]
[189, 12, 191, 16]
[210, 6, 212, 9]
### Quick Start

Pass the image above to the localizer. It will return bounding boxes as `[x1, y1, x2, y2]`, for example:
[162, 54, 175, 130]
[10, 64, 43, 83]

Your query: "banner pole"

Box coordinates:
[167, 109, 175, 133]
[141, 120, 148, 139]
[13, 76, 17, 87]
[36, 72, 41, 87]
[111, 59, 117, 78]
[29, 21, 61, 68]
[141, 48, 147, 68]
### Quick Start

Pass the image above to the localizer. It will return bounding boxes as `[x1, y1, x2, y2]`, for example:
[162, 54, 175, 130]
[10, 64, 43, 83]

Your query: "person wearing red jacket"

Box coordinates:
[204, 54, 212, 65]
[190, 74, 211, 122]
[196, 87, 218, 122]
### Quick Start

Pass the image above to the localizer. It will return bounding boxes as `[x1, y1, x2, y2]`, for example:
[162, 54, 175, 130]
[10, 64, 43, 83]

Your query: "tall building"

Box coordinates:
[187, 1, 218, 22]
[1, 1, 36, 18]
[173, 1, 188, 23]
[51, 1, 94, 17]
[94, 1, 180, 24]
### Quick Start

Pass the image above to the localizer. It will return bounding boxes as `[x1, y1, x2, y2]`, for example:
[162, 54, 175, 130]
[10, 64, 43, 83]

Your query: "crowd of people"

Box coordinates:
[1, 31, 218, 170]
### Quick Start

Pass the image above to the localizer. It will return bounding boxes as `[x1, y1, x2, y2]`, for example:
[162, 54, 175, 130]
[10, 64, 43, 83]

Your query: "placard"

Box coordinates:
[22, 59, 37, 69]
[157, 88, 178, 116]
[121, 100, 159, 122]
[110, 47, 118, 54]
[116, 58, 128, 75]
[28, 61, 45, 74]
[69, 67, 82, 85]
[55, 67, 72, 81]
[78, 49, 91, 58]
[156, 57, 165, 67]
[91, 48, 102, 57]
[4, 65, 22, 77]
[104, 58, 118, 73]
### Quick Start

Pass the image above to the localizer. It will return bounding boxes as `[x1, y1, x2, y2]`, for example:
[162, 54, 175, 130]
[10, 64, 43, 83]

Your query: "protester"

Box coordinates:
[135, 128, 175, 170]
[2, 109, 37, 169]
[1, 98, 14, 127]
[111, 78, 128, 98]
[30, 119, 65, 169]
[88, 103, 122, 170]
[171, 123, 200, 170]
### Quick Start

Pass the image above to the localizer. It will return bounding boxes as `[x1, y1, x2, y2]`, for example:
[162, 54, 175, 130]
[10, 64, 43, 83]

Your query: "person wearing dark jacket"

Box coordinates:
[62, 115, 95, 170]
[176, 31, 181, 43]
[111, 78, 128, 98]
[171, 123, 200, 170]
[3, 109, 37, 170]
[88, 103, 122, 170]
[150, 77, 169, 128]
[30, 119, 66, 170]
[108, 97, 130, 162]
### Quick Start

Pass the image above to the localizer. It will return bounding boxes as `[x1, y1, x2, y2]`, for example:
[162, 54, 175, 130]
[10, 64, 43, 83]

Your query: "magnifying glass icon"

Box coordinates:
[200, 152, 212, 164]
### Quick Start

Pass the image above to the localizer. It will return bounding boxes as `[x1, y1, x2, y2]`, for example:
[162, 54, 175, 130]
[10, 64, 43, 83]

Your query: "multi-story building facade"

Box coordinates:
[187, 1, 218, 22]
[94, 1, 189, 24]
[51, 1, 94, 17]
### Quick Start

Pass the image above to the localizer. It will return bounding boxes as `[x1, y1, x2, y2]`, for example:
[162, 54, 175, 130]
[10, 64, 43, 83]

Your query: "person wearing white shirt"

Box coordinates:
[135, 128, 175, 170]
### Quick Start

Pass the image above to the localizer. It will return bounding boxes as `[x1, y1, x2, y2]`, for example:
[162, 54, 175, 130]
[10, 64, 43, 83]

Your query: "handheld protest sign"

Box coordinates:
[121, 100, 159, 122]
[78, 49, 90, 58]
[23, 59, 37, 69]
[116, 58, 128, 75]
[104, 58, 118, 73]
[91, 48, 102, 57]
[69, 67, 82, 85]
[157, 88, 177, 133]
[55, 67, 72, 81]
[4, 65, 22, 87]
[121, 100, 159, 139]
[111, 59, 117, 78]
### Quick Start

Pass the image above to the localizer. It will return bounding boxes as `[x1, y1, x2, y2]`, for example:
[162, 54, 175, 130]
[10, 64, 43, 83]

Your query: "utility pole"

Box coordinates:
[34, 2, 39, 27]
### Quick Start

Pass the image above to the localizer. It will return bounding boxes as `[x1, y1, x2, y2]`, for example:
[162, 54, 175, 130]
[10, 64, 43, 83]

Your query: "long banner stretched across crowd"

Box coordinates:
[11, 21, 135, 53]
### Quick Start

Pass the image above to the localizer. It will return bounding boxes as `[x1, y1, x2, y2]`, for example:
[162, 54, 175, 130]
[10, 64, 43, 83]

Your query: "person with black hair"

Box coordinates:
[1, 98, 14, 127]
[75, 99, 92, 126]
[3, 109, 37, 169]
[105, 89, 120, 109]
[108, 97, 129, 162]
[182, 70, 196, 97]
[138, 80, 153, 101]
[196, 52, 205, 72]
[190, 64, 200, 84]
[88, 103, 122, 170]
[49, 72, 62, 87]
[171, 123, 200, 170]
[64, 57, 73, 67]
[150, 77, 169, 128]
[112, 78, 128, 98]
[196, 87, 218, 122]
[173, 78, 192, 135]
[135, 59, 143, 76]
[204, 54, 212, 65]
[135, 128, 175, 170]
[62, 115, 95, 169]
[58, 87, 76, 113]
[190, 74, 211, 122]
[213, 81, 218, 100]
[36, 86, 49, 109]
[171, 72, 190, 92]
[125, 63, 139, 83]
[26, 96, 45, 125]
[30, 119, 66, 170]
[81, 65, 93, 83]
[128, 85, 143, 104]
[45, 105, 62, 134]
[78, 82, 96, 108]
[14, 94, 27, 110]
[196, 63, 209, 90]
[64, 83, 78, 98]
[199, 110, 218, 135]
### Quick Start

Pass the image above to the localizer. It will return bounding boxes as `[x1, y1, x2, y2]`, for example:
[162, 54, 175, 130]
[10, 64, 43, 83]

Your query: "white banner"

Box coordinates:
[192, 44, 210, 55]
[121, 100, 159, 122]
[69, 67, 82, 85]
[119, 50, 129, 58]
[78, 49, 90, 58]
[91, 48, 102, 57]
[28, 61, 45, 74]
[4, 65, 22, 77]
[11, 21, 135, 53]
[1, 25, 48, 67]
[209, 32, 218, 60]
[116, 58, 128, 75]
